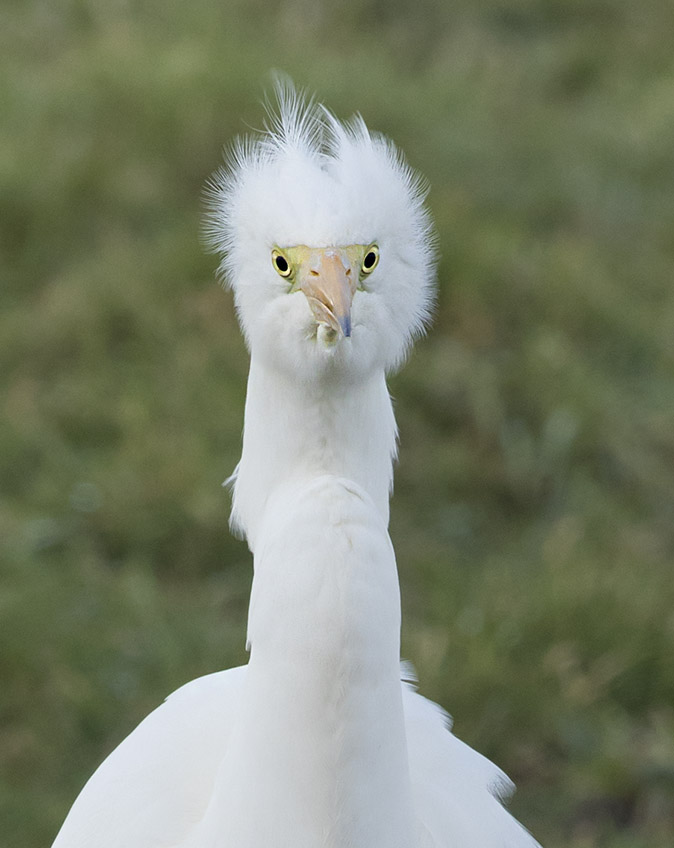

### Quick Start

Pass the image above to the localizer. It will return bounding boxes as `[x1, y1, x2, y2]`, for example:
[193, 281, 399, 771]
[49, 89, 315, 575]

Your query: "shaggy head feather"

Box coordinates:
[205, 80, 436, 378]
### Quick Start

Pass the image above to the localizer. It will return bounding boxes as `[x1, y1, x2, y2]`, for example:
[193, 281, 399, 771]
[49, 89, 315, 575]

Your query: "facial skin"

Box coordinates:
[271, 244, 380, 345]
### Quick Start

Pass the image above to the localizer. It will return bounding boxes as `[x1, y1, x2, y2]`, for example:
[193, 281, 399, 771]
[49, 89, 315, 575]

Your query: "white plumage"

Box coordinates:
[53, 82, 540, 848]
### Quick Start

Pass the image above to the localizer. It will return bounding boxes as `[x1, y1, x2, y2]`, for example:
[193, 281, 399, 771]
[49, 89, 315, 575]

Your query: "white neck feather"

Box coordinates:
[231, 356, 398, 550]
[214, 356, 413, 847]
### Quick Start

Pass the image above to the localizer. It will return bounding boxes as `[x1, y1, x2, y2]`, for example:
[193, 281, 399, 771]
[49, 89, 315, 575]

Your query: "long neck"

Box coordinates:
[231, 355, 398, 550]
[217, 357, 414, 847]
[212, 477, 414, 848]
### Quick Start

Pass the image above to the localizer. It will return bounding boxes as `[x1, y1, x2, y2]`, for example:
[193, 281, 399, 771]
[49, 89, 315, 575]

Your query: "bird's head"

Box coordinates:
[205, 82, 436, 381]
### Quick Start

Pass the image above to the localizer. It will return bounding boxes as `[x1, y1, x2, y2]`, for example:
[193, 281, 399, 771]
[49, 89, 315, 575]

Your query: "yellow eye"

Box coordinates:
[361, 245, 379, 275]
[272, 249, 292, 278]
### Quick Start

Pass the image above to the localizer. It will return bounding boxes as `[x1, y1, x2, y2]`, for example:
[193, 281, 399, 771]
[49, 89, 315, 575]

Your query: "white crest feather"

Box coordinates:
[204, 80, 436, 370]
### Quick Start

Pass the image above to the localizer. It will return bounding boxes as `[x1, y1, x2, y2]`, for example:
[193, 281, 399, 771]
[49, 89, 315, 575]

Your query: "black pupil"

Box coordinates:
[364, 251, 376, 269]
[275, 255, 289, 273]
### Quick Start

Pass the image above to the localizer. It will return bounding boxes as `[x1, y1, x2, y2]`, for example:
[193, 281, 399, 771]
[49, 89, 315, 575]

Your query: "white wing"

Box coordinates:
[53, 666, 539, 847]
[52, 667, 245, 848]
[403, 682, 541, 847]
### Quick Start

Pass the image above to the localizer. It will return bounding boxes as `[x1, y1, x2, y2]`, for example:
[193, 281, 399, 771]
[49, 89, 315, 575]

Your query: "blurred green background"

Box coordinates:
[2, 1, 673, 846]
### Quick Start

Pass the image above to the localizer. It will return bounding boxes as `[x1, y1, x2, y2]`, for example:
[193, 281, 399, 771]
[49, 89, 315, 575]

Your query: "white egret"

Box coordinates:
[53, 83, 541, 848]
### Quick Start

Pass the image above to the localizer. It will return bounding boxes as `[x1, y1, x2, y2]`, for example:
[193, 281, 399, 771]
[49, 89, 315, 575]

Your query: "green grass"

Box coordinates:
[2, 1, 673, 846]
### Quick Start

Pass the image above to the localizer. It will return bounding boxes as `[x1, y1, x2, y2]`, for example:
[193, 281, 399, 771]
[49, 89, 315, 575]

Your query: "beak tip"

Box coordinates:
[340, 316, 352, 338]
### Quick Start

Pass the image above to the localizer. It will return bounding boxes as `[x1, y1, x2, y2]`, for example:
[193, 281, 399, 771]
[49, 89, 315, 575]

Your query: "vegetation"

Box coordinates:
[1, 1, 673, 845]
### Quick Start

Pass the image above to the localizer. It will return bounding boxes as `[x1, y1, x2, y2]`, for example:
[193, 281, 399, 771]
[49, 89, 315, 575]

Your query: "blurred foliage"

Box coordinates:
[1, 1, 673, 846]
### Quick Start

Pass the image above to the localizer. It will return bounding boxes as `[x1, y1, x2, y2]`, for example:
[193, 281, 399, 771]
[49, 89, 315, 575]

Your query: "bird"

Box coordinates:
[52, 81, 541, 848]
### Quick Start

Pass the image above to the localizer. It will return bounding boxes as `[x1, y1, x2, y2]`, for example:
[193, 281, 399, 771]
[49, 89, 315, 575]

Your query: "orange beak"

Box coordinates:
[298, 249, 357, 338]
